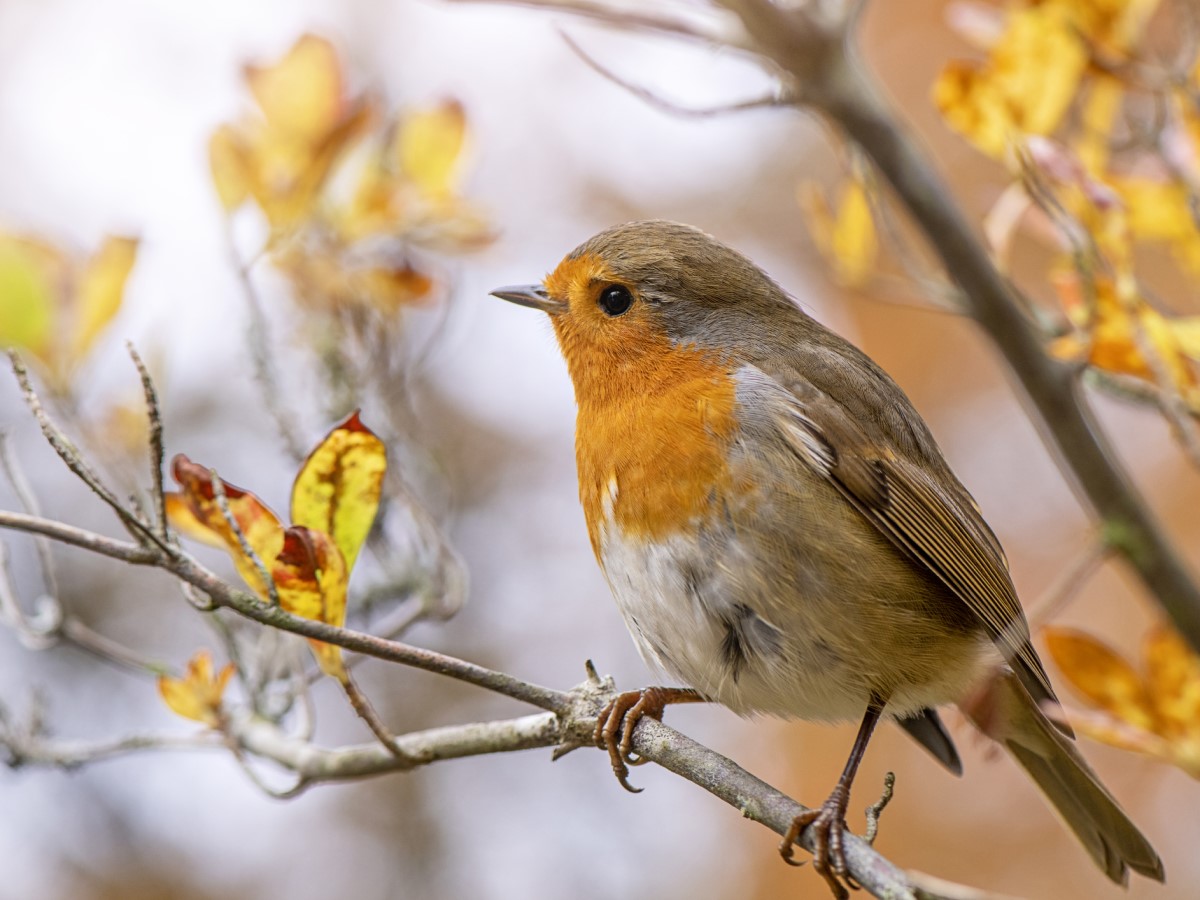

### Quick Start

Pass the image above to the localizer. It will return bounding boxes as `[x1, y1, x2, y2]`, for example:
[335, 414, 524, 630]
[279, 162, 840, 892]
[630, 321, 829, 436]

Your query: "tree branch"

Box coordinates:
[442, 0, 755, 50]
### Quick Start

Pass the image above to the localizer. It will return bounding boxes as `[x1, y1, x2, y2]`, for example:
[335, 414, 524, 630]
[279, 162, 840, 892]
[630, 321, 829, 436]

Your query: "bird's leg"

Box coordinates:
[594, 686, 705, 793]
[780, 694, 887, 900]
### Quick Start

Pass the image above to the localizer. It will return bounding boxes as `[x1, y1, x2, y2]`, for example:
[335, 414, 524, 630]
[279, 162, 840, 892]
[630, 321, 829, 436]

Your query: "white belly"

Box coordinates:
[598, 524, 998, 723]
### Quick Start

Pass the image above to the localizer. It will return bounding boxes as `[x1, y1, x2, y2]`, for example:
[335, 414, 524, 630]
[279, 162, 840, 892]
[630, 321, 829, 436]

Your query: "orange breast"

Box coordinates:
[569, 341, 740, 559]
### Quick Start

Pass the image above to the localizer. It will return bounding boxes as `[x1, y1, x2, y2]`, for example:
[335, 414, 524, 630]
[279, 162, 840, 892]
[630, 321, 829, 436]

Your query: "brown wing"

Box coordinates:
[766, 372, 1059, 708]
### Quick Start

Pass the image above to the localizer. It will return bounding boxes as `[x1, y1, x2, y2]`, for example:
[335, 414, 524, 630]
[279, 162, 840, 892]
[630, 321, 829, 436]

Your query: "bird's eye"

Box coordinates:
[598, 284, 633, 317]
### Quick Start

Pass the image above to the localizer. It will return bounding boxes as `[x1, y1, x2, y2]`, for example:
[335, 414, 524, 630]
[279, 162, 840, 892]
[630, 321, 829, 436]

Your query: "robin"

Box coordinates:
[492, 220, 1163, 897]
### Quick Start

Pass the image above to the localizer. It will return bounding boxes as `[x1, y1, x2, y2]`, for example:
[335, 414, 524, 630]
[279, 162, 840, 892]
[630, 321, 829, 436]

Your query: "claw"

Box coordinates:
[593, 686, 704, 792]
[780, 793, 854, 899]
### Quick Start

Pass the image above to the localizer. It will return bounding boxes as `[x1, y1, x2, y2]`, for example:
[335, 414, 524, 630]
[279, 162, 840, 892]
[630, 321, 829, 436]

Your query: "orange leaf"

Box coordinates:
[1049, 271, 1198, 402]
[157, 649, 234, 727]
[1043, 627, 1156, 731]
[272, 525, 348, 678]
[167, 454, 285, 597]
[290, 411, 386, 571]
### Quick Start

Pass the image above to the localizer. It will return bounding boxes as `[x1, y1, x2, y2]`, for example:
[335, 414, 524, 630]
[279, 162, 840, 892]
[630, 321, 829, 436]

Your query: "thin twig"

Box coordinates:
[0, 510, 160, 564]
[0, 543, 59, 649]
[1, 727, 223, 768]
[340, 670, 409, 759]
[8, 353, 170, 554]
[560, 29, 790, 116]
[444, 0, 754, 50]
[864, 771, 895, 845]
[165, 549, 567, 712]
[1027, 537, 1114, 629]
[126, 343, 171, 541]
[0, 432, 61, 603]
[224, 227, 307, 462]
[58, 618, 170, 676]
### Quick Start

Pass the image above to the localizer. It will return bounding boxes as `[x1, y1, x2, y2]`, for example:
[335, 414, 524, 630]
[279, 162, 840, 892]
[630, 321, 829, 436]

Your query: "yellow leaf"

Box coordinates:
[272, 526, 348, 678]
[1143, 626, 1200, 738]
[168, 454, 286, 597]
[1075, 76, 1123, 175]
[1043, 627, 1156, 731]
[246, 34, 344, 143]
[157, 649, 234, 727]
[290, 411, 386, 571]
[397, 100, 466, 198]
[209, 125, 252, 211]
[0, 237, 56, 356]
[934, 5, 1088, 157]
[1049, 271, 1198, 399]
[69, 236, 137, 361]
[1169, 318, 1200, 362]
[799, 176, 877, 288]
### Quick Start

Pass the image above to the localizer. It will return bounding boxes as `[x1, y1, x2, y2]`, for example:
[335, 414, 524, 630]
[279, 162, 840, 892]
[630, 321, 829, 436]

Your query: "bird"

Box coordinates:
[491, 219, 1163, 897]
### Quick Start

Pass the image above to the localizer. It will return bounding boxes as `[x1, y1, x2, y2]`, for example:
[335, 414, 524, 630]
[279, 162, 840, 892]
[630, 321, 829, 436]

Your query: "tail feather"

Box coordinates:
[969, 671, 1164, 884]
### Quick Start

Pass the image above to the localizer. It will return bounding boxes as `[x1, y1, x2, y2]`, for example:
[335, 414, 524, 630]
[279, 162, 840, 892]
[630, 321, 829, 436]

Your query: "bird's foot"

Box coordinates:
[594, 686, 703, 793]
[779, 784, 857, 900]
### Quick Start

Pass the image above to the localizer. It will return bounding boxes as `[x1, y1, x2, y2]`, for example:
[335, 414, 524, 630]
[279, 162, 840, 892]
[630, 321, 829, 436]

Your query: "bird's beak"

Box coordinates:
[490, 284, 565, 315]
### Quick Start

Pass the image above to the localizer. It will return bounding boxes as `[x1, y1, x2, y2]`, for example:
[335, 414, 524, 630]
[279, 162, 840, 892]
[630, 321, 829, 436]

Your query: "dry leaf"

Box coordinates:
[158, 649, 235, 727]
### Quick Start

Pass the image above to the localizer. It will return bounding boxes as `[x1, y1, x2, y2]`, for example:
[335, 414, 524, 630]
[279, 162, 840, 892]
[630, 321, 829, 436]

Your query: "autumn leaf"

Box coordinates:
[209, 34, 372, 228]
[1045, 625, 1200, 777]
[397, 100, 466, 200]
[935, 4, 1088, 158]
[70, 236, 138, 360]
[290, 410, 387, 571]
[0, 237, 56, 356]
[799, 174, 878, 288]
[0, 232, 137, 390]
[274, 526, 349, 679]
[245, 34, 345, 143]
[158, 649, 235, 727]
[167, 414, 387, 679]
[166, 455, 286, 596]
[1048, 271, 1200, 410]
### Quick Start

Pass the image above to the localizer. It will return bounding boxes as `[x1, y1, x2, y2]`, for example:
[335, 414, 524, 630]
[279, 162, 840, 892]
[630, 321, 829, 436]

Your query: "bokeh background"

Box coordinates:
[0, 1, 1196, 898]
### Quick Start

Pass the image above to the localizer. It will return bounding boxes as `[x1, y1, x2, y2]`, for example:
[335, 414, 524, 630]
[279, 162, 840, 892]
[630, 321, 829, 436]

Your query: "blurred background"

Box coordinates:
[0, 0, 1196, 898]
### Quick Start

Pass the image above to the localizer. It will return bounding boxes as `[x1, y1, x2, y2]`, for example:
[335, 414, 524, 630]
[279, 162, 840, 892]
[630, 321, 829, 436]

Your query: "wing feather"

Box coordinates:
[767, 372, 1059, 708]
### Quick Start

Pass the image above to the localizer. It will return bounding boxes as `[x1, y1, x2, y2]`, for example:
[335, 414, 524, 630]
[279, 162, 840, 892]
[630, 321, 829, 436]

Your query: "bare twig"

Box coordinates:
[164, 548, 567, 712]
[0, 431, 62, 603]
[126, 343, 171, 541]
[560, 29, 791, 116]
[0, 510, 159, 565]
[58, 617, 170, 676]
[2, 726, 223, 769]
[0, 543, 59, 649]
[340, 670, 409, 759]
[8, 353, 170, 554]
[224, 227, 307, 462]
[1027, 537, 1114, 628]
[444, 0, 754, 50]
[863, 771, 895, 845]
